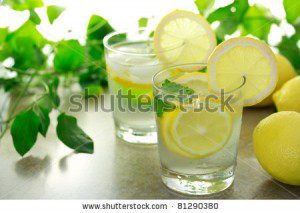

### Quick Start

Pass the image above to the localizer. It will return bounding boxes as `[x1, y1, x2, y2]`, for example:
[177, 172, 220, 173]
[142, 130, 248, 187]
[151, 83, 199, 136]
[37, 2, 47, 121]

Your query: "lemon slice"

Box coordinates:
[161, 111, 200, 159]
[162, 106, 232, 158]
[112, 75, 152, 90]
[174, 72, 208, 93]
[154, 10, 217, 65]
[208, 37, 278, 106]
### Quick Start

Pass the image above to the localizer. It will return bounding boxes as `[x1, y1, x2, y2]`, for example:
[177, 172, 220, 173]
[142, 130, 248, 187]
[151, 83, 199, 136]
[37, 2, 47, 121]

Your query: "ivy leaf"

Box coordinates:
[33, 105, 50, 137]
[277, 34, 300, 72]
[11, 109, 40, 156]
[241, 5, 279, 41]
[195, 0, 215, 15]
[3, 0, 44, 11]
[138, 17, 148, 27]
[29, 10, 41, 25]
[86, 15, 114, 41]
[53, 39, 84, 73]
[283, 0, 300, 25]
[47, 5, 65, 24]
[56, 113, 94, 154]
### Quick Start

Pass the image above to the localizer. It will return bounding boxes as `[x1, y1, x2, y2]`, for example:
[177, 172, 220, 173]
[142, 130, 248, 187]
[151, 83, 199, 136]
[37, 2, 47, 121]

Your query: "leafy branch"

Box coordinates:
[0, 0, 115, 156]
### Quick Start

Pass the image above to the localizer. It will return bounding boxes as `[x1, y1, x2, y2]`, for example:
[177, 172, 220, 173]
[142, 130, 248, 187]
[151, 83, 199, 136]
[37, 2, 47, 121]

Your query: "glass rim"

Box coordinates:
[153, 63, 246, 95]
[103, 27, 185, 57]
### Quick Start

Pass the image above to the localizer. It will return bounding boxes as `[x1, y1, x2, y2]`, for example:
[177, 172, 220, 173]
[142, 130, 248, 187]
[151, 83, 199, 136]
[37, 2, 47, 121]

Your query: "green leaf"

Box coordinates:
[207, 0, 249, 41]
[53, 39, 84, 73]
[195, 0, 215, 15]
[10, 36, 46, 70]
[47, 5, 65, 24]
[84, 84, 104, 96]
[79, 68, 107, 88]
[56, 113, 94, 154]
[161, 79, 195, 95]
[86, 15, 114, 41]
[7, 20, 47, 47]
[283, 0, 300, 25]
[29, 10, 41, 25]
[33, 105, 50, 137]
[138, 17, 148, 27]
[0, 28, 9, 44]
[241, 5, 279, 41]
[3, 0, 44, 11]
[154, 97, 176, 118]
[11, 109, 40, 156]
[277, 34, 300, 72]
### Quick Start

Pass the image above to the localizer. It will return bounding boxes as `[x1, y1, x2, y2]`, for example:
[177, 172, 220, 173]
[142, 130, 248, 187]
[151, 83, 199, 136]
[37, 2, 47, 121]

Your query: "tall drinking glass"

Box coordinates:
[153, 64, 245, 195]
[104, 28, 176, 144]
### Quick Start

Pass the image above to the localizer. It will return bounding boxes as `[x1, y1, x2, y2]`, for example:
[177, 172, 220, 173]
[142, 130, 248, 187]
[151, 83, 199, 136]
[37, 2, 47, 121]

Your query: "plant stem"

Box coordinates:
[0, 74, 36, 140]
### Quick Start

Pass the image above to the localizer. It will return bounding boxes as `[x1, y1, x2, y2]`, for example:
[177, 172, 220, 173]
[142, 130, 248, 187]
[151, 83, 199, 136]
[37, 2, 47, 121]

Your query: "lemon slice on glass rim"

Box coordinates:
[207, 37, 278, 106]
[154, 10, 217, 66]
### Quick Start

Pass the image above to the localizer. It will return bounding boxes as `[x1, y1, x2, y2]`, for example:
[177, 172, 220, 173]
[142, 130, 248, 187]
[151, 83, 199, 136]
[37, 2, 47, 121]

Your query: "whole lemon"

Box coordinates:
[255, 54, 297, 107]
[273, 76, 300, 112]
[253, 111, 300, 185]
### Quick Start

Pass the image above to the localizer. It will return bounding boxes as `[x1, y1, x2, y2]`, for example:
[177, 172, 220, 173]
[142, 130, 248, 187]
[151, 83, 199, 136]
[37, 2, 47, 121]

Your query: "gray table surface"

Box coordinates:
[0, 93, 299, 199]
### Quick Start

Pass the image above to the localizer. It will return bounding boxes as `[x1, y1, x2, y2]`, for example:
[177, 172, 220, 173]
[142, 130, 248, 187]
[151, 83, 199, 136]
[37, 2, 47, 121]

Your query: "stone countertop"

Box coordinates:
[0, 94, 299, 199]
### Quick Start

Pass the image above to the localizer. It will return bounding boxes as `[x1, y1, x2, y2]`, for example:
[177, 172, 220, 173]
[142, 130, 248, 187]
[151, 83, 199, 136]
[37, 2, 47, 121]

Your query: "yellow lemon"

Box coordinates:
[253, 111, 300, 186]
[255, 54, 297, 107]
[273, 76, 300, 112]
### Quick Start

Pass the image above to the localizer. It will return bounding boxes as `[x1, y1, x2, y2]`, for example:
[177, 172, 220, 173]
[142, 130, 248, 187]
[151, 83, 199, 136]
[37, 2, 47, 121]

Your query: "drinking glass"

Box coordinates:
[104, 28, 177, 144]
[153, 64, 245, 195]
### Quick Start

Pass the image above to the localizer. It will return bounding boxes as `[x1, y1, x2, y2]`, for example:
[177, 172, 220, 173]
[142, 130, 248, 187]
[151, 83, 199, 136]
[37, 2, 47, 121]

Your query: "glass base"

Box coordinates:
[161, 168, 234, 195]
[115, 125, 157, 145]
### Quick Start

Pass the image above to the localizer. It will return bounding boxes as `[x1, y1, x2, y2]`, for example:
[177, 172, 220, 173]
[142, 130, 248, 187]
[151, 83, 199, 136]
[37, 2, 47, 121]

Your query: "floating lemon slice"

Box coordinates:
[160, 73, 232, 158]
[162, 106, 232, 158]
[207, 37, 278, 106]
[154, 10, 217, 66]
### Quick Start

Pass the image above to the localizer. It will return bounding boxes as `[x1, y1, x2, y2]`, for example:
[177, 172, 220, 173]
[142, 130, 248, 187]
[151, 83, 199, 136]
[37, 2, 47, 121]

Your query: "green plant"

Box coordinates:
[0, 0, 114, 156]
[195, 0, 300, 73]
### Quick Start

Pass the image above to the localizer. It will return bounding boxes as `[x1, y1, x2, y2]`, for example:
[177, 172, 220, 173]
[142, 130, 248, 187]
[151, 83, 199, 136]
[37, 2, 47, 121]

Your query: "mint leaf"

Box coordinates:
[195, 0, 215, 15]
[3, 0, 44, 11]
[11, 109, 40, 156]
[53, 39, 84, 73]
[154, 98, 176, 118]
[283, 0, 300, 25]
[87, 15, 114, 41]
[47, 5, 65, 24]
[242, 5, 279, 41]
[56, 113, 94, 154]
[33, 105, 50, 137]
[138, 17, 148, 27]
[161, 79, 195, 95]
[29, 10, 41, 25]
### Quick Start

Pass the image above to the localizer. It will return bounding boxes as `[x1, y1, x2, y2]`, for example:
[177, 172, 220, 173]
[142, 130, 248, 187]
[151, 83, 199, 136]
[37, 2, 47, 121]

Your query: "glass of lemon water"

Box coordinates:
[104, 28, 174, 144]
[153, 64, 245, 195]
